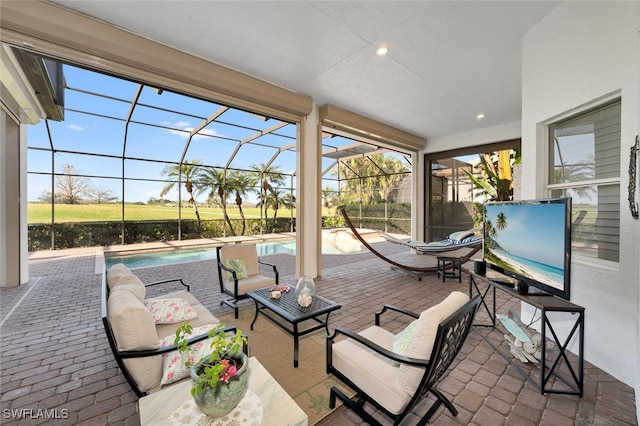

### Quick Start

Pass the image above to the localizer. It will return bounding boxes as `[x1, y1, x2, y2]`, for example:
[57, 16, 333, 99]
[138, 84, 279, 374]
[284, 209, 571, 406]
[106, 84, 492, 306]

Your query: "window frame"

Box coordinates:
[546, 97, 622, 265]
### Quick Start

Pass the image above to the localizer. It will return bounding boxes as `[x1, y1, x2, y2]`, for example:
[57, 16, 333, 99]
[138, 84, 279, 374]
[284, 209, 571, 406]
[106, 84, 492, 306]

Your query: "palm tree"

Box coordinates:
[463, 150, 517, 202]
[496, 212, 508, 232]
[160, 159, 203, 222]
[197, 166, 236, 235]
[227, 170, 257, 235]
[249, 163, 287, 227]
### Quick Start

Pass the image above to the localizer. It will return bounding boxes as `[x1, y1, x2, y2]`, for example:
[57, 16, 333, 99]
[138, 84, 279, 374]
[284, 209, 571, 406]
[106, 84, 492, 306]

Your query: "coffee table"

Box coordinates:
[246, 287, 341, 367]
[139, 356, 307, 425]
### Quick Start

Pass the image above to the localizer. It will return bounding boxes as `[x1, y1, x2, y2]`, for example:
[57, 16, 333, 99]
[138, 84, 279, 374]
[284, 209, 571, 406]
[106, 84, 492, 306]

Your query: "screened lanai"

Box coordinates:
[26, 62, 413, 251]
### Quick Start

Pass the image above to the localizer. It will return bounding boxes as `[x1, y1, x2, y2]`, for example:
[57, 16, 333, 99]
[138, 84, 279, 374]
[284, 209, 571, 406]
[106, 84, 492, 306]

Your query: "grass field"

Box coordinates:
[27, 203, 297, 224]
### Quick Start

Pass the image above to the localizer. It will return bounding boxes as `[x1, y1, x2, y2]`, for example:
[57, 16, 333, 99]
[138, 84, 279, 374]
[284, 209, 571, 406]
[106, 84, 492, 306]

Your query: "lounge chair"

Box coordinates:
[380, 230, 482, 254]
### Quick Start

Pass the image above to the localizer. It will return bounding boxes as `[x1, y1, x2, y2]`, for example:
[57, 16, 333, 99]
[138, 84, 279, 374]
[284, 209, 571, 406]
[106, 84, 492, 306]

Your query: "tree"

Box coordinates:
[463, 150, 519, 202]
[160, 159, 203, 223]
[86, 186, 118, 204]
[55, 164, 90, 204]
[197, 166, 236, 235]
[249, 163, 286, 226]
[227, 170, 257, 235]
[330, 154, 409, 205]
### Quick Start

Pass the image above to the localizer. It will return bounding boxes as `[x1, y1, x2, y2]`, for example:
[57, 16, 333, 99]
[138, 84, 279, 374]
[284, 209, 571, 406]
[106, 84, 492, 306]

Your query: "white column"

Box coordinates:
[296, 104, 321, 278]
[0, 110, 28, 287]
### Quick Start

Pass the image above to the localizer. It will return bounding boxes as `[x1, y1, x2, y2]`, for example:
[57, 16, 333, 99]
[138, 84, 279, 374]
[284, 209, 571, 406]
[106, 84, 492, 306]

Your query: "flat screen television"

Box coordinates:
[483, 197, 572, 300]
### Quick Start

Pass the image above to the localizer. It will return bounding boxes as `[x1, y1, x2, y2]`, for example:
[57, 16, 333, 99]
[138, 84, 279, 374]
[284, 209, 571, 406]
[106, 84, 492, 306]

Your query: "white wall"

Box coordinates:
[521, 1, 640, 413]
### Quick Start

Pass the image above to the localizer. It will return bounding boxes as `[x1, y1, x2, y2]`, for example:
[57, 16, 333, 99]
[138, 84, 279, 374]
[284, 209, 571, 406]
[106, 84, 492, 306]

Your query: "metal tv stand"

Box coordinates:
[468, 270, 584, 396]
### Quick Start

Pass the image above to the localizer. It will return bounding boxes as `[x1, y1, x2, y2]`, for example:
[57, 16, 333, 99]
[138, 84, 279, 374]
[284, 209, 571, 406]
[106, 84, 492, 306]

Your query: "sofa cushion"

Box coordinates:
[106, 263, 131, 289]
[144, 298, 198, 324]
[158, 324, 219, 385]
[150, 290, 221, 340]
[107, 289, 162, 393]
[397, 291, 470, 394]
[108, 290, 159, 351]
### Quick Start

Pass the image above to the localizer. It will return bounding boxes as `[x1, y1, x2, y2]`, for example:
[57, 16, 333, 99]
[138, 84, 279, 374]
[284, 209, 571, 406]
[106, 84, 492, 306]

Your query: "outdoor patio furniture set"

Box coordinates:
[102, 242, 482, 425]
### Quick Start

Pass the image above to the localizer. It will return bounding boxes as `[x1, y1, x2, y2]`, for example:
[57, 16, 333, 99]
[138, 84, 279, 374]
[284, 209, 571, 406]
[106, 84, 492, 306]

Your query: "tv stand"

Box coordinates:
[469, 270, 584, 396]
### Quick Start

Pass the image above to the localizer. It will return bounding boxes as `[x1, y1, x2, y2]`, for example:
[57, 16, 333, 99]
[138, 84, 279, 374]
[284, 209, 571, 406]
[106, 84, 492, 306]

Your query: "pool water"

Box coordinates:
[105, 238, 365, 269]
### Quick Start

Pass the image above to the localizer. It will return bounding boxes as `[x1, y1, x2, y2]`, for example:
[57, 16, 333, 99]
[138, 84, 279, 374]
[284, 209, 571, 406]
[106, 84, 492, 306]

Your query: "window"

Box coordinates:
[548, 99, 621, 262]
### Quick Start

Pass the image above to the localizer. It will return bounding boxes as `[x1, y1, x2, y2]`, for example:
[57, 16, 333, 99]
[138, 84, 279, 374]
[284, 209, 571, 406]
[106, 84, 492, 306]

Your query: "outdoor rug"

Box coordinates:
[217, 305, 353, 425]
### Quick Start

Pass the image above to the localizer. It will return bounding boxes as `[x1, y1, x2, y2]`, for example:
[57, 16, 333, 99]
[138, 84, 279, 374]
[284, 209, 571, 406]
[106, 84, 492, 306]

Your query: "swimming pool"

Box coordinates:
[104, 238, 366, 269]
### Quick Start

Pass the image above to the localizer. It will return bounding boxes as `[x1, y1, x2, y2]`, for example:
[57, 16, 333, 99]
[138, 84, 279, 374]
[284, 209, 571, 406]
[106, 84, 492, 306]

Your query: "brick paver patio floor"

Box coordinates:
[1, 239, 637, 425]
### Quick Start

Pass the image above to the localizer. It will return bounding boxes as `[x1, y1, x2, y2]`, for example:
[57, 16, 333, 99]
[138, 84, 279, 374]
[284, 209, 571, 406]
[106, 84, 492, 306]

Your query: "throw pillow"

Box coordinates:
[392, 319, 418, 355]
[159, 324, 217, 385]
[144, 298, 198, 324]
[391, 319, 419, 366]
[448, 229, 476, 242]
[223, 257, 248, 281]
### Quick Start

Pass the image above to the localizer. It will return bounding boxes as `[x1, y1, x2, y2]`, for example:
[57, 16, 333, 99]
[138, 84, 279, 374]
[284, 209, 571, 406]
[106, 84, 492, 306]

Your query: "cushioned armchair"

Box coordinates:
[216, 244, 279, 318]
[326, 291, 480, 425]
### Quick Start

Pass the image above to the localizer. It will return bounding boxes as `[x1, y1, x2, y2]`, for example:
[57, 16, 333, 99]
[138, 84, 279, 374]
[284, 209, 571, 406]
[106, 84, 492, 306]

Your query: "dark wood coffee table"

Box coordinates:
[246, 287, 341, 367]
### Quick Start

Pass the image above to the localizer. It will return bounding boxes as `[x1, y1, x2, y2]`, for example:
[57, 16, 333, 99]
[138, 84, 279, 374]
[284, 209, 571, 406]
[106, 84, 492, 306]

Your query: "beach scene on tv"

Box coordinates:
[484, 202, 567, 291]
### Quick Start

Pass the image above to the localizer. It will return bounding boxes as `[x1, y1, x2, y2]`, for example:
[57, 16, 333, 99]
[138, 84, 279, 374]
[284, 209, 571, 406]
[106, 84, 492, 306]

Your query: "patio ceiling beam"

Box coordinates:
[180, 106, 228, 163]
[224, 121, 288, 169]
[262, 142, 297, 173]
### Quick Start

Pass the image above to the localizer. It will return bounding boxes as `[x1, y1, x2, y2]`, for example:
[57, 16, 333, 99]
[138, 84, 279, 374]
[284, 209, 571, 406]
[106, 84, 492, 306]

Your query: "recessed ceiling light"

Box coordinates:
[376, 46, 388, 56]
[476, 113, 485, 119]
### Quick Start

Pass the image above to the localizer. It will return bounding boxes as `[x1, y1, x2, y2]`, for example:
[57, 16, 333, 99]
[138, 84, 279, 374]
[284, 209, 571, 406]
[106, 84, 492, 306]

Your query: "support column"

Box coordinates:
[0, 110, 28, 287]
[296, 104, 321, 278]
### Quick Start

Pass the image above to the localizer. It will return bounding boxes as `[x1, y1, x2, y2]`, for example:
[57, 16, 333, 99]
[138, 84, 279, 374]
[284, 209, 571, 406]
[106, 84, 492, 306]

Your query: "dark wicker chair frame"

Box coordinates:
[326, 295, 481, 425]
[216, 245, 279, 318]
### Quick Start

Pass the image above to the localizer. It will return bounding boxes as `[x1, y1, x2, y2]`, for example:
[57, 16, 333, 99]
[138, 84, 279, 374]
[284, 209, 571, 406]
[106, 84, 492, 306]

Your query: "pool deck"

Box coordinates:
[1, 236, 637, 425]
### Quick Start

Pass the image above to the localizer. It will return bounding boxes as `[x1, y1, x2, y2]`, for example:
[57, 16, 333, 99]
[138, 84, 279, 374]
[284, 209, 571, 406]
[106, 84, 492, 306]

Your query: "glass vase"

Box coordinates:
[295, 276, 315, 307]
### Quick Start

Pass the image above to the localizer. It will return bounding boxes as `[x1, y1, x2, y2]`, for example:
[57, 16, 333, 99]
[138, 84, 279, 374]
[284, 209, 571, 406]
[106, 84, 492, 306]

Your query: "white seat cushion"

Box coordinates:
[223, 274, 275, 295]
[332, 326, 411, 415]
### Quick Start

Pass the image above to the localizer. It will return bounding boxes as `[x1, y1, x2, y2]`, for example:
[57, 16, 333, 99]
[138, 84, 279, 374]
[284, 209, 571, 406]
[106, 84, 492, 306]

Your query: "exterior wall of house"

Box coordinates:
[521, 1, 640, 414]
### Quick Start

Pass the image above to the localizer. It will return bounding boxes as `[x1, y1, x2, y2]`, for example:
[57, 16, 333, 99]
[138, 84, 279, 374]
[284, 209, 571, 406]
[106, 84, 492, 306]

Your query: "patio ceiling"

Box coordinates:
[49, 1, 560, 141]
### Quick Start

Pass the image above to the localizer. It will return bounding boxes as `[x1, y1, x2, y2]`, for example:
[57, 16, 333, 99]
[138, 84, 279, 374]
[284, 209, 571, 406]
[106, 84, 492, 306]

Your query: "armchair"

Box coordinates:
[216, 244, 279, 318]
[326, 291, 480, 425]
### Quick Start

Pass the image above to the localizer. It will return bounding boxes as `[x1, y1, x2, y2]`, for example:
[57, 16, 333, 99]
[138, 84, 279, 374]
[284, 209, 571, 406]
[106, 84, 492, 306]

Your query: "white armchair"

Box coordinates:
[216, 244, 279, 318]
[326, 291, 480, 425]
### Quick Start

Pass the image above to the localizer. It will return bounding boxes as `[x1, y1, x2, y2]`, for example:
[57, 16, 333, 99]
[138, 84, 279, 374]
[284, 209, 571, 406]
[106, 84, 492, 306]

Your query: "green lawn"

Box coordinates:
[27, 203, 297, 224]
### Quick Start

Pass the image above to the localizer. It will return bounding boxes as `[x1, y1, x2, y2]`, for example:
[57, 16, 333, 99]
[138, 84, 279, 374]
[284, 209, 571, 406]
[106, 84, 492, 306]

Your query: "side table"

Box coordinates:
[437, 256, 462, 282]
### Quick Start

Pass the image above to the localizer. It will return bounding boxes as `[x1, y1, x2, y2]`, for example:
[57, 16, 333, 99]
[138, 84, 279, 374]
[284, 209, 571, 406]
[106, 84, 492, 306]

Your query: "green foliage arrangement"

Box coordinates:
[173, 323, 248, 396]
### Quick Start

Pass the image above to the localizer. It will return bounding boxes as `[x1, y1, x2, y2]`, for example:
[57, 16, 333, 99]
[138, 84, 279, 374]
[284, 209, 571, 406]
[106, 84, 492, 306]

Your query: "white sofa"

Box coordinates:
[101, 263, 239, 397]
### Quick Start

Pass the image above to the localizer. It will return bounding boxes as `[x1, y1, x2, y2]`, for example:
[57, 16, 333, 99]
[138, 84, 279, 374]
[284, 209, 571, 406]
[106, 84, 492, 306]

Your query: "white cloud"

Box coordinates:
[66, 124, 85, 131]
[167, 121, 226, 140]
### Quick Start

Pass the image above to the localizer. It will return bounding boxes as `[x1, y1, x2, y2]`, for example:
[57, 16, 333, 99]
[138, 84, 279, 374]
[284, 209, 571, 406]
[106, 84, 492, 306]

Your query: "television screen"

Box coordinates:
[483, 197, 572, 300]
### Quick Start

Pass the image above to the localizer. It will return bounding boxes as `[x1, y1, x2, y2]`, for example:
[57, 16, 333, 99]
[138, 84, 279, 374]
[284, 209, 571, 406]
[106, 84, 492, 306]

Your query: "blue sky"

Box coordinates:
[27, 65, 380, 204]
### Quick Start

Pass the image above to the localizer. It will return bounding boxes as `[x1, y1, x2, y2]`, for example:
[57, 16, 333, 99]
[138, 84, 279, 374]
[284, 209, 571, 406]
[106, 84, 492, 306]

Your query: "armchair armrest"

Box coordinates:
[258, 259, 279, 283]
[144, 278, 190, 292]
[375, 304, 419, 326]
[328, 326, 429, 368]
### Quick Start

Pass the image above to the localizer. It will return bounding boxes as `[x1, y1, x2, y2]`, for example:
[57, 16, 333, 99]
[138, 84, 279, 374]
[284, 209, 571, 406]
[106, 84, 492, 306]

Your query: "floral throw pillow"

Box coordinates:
[144, 298, 198, 324]
[159, 324, 217, 385]
[223, 257, 248, 281]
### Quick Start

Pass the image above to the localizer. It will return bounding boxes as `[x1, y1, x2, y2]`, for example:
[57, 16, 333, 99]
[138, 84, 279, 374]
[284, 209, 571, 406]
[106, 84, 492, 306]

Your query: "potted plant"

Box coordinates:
[174, 323, 249, 418]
